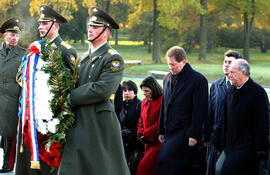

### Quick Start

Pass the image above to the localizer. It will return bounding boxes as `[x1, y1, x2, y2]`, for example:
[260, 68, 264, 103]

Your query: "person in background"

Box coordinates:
[119, 80, 142, 174]
[136, 76, 163, 175]
[157, 46, 208, 175]
[221, 59, 269, 175]
[0, 17, 25, 173]
[115, 84, 123, 118]
[203, 50, 242, 175]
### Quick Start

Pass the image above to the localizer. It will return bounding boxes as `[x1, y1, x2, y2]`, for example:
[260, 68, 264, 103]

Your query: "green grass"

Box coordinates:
[72, 42, 270, 87]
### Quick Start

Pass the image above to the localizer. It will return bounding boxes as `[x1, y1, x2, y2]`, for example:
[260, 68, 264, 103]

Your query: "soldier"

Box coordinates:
[0, 18, 26, 173]
[15, 5, 77, 175]
[58, 7, 130, 175]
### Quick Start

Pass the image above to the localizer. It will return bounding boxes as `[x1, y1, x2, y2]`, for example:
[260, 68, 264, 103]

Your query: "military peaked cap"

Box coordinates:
[38, 5, 67, 23]
[88, 7, 119, 29]
[0, 18, 24, 34]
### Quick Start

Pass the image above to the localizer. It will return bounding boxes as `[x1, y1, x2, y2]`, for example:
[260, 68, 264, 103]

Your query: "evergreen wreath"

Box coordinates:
[37, 38, 77, 168]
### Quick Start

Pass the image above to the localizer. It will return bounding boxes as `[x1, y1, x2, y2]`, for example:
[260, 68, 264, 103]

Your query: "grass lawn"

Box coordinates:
[72, 41, 270, 98]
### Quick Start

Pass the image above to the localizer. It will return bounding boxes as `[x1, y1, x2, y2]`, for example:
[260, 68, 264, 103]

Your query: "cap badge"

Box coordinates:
[16, 19, 19, 23]
[93, 8, 98, 13]
[41, 14, 45, 18]
[91, 16, 97, 21]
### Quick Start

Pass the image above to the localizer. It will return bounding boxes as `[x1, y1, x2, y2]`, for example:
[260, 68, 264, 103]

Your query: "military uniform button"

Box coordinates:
[88, 75, 91, 78]
[92, 64, 94, 68]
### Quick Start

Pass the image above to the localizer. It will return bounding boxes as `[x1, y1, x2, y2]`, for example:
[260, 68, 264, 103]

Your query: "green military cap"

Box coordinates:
[38, 5, 67, 23]
[88, 7, 119, 29]
[0, 17, 24, 34]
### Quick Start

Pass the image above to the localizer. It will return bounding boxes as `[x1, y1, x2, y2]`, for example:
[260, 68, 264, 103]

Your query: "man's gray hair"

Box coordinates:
[236, 59, 250, 76]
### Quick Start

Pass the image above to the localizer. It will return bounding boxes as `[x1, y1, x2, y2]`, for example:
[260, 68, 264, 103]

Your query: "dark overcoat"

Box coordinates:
[0, 42, 26, 137]
[204, 77, 227, 175]
[221, 78, 269, 175]
[157, 63, 208, 175]
[58, 43, 130, 175]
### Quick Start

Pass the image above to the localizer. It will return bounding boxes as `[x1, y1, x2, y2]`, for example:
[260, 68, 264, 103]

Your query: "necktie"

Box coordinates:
[227, 81, 231, 88]
[6, 48, 11, 55]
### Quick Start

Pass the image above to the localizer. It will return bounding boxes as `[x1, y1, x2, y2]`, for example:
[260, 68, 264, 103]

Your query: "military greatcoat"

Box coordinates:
[0, 42, 26, 137]
[58, 42, 130, 175]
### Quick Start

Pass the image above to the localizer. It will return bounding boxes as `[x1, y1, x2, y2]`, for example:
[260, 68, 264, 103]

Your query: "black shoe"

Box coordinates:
[0, 168, 13, 173]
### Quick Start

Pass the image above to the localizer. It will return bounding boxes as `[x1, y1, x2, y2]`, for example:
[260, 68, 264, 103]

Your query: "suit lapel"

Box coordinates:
[168, 77, 185, 105]
[5, 45, 21, 62]
[0, 42, 7, 59]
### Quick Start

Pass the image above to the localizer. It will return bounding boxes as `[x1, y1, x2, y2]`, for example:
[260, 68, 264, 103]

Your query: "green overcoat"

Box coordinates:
[0, 42, 26, 137]
[58, 43, 130, 175]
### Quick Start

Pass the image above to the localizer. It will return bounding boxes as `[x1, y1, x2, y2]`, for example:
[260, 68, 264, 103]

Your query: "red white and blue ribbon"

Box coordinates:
[18, 40, 46, 169]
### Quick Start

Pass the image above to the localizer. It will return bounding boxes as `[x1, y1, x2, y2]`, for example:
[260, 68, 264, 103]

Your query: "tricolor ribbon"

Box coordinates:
[18, 40, 46, 169]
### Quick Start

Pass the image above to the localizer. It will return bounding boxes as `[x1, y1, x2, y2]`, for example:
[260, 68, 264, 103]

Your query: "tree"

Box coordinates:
[127, 0, 162, 63]
[158, 0, 205, 58]
[210, 0, 270, 61]
[152, 0, 161, 63]
[199, 0, 207, 61]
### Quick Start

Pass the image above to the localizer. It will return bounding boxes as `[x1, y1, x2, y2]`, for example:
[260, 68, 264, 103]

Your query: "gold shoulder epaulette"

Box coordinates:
[61, 41, 71, 49]
[108, 49, 117, 56]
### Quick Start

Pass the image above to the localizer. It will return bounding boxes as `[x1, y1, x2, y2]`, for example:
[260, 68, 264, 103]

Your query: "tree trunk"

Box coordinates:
[243, 12, 250, 61]
[199, 0, 207, 61]
[148, 31, 152, 53]
[243, 0, 255, 61]
[260, 26, 267, 53]
[152, 0, 161, 63]
[81, 35, 85, 45]
[115, 30, 118, 46]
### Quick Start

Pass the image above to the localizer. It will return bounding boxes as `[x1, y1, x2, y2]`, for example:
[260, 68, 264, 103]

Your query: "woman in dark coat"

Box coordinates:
[136, 76, 163, 175]
[119, 80, 142, 162]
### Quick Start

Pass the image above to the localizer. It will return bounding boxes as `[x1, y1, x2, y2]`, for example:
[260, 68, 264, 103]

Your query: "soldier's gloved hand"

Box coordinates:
[256, 151, 268, 169]
[67, 93, 74, 107]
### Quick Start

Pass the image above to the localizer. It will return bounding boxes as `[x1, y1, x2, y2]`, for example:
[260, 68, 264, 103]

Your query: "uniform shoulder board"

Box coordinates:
[60, 41, 71, 49]
[108, 49, 117, 56]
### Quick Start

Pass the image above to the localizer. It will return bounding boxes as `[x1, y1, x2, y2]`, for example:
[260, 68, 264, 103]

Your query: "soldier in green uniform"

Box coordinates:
[58, 7, 130, 175]
[0, 17, 26, 173]
[15, 5, 77, 175]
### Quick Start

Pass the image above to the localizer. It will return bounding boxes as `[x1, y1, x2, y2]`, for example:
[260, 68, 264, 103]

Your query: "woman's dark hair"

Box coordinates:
[122, 80, 138, 94]
[140, 76, 162, 100]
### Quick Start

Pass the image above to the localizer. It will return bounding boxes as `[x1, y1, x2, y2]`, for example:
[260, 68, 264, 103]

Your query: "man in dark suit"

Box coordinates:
[15, 5, 77, 175]
[157, 46, 208, 175]
[203, 50, 242, 175]
[58, 7, 130, 175]
[0, 17, 26, 173]
[221, 59, 269, 175]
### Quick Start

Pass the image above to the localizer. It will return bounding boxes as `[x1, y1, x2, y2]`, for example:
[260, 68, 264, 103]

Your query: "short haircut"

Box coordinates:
[224, 50, 242, 59]
[166, 46, 186, 62]
[235, 59, 250, 76]
[122, 80, 138, 94]
[140, 76, 162, 100]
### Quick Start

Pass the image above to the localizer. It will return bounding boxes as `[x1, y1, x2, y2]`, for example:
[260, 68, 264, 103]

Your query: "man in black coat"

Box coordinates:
[0, 17, 26, 173]
[203, 50, 242, 175]
[157, 46, 208, 175]
[221, 59, 269, 175]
